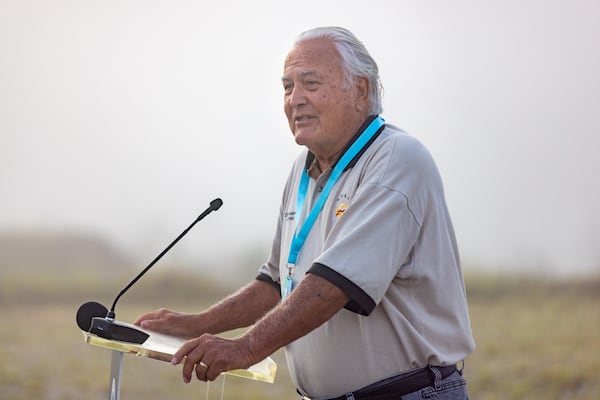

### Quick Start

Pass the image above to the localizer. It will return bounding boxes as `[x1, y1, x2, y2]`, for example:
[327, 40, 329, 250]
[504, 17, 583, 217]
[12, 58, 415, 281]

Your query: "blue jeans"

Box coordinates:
[400, 371, 469, 400]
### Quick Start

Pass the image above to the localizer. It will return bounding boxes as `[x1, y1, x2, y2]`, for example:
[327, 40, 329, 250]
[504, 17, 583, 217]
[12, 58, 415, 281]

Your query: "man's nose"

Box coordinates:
[288, 85, 307, 107]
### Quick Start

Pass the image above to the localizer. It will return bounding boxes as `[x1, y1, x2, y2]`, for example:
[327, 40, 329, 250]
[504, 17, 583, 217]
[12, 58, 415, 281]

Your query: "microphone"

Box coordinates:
[76, 198, 223, 344]
[76, 301, 108, 331]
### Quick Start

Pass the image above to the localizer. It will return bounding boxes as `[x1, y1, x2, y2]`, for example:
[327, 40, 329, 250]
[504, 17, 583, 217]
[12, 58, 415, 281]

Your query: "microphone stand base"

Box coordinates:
[90, 317, 150, 344]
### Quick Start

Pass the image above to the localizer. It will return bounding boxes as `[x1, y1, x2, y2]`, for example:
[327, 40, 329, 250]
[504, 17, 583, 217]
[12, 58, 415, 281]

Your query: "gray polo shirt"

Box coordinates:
[258, 122, 475, 398]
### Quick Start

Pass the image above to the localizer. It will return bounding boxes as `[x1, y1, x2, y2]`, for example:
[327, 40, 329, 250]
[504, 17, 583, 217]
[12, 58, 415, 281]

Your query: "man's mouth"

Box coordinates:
[295, 115, 314, 123]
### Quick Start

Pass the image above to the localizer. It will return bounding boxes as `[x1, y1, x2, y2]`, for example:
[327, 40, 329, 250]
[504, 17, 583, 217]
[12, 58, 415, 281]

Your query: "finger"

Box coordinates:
[176, 340, 205, 383]
[182, 353, 204, 383]
[172, 339, 198, 365]
[133, 308, 170, 326]
[133, 312, 159, 326]
[195, 360, 209, 381]
[139, 318, 167, 332]
[206, 365, 222, 382]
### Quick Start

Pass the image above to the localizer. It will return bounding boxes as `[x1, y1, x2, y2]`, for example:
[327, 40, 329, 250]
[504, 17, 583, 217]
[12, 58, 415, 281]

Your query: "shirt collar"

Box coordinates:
[304, 115, 382, 179]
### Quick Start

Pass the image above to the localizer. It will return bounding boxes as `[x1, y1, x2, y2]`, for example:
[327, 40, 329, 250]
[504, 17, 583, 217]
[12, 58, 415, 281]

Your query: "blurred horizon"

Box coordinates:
[1, 228, 597, 284]
[2, 0, 599, 279]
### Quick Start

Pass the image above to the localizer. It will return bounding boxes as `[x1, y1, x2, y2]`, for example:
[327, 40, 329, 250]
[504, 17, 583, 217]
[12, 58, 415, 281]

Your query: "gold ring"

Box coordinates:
[199, 361, 208, 369]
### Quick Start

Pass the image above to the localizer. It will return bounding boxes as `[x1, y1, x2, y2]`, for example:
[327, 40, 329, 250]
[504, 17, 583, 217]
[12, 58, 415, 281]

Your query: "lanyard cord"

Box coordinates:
[287, 116, 385, 266]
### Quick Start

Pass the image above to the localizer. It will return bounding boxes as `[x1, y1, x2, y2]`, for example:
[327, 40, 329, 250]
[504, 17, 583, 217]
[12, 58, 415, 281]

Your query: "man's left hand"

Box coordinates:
[171, 334, 255, 382]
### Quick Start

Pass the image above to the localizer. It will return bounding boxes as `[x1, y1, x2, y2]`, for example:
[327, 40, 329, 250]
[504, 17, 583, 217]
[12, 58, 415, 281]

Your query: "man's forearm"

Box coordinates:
[239, 273, 350, 363]
[199, 279, 281, 335]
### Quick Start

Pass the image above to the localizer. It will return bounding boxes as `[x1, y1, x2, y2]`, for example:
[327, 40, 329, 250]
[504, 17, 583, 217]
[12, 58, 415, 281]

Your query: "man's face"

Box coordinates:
[282, 38, 366, 159]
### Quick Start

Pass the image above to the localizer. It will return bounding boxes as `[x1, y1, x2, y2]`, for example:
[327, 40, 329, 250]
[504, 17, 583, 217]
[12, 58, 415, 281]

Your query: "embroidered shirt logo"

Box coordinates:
[335, 202, 348, 218]
[284, 211, 296, 221]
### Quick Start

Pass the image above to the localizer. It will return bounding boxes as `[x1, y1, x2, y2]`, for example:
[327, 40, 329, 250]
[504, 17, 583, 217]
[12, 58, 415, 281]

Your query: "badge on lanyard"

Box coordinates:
[282, 272, 294, 299]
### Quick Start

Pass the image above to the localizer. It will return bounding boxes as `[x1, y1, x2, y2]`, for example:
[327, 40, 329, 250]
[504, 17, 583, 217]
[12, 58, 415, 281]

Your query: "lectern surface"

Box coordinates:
[82, 323, 277, 384]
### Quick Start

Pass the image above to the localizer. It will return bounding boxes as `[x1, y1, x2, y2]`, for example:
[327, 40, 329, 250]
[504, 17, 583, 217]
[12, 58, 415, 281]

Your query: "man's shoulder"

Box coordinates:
[378, 124, 434, 164]
[366, 124, 442, 190]
[381, 123, 421, 144]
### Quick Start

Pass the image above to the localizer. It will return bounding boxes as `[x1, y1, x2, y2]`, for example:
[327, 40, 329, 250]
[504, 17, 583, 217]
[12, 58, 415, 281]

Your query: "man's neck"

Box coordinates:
[311, 115, 374, 173]
[314, 151, 342, 173]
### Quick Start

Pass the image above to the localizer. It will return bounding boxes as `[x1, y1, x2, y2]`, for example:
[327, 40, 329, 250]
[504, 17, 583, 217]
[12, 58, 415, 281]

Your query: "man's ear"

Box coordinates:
[354, 76, 370, 112]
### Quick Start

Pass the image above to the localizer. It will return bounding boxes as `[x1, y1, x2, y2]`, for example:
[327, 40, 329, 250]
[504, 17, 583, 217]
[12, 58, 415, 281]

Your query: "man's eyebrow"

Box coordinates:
[281, 71, 320, 82]
[300, 71, 318, 78]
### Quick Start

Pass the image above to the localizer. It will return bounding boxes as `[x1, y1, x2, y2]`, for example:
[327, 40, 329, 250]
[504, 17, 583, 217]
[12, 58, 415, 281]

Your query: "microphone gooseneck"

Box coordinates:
[107, 198, 223, 319]
[76, 198, 223, 344]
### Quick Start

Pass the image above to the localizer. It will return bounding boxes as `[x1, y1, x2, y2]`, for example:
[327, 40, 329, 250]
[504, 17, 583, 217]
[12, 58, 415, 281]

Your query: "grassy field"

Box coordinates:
[0, 269, 599, 399]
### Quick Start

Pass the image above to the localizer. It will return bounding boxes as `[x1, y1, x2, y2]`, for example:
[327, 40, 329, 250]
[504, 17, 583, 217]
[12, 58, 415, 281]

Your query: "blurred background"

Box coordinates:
[1, 0, 599, 399]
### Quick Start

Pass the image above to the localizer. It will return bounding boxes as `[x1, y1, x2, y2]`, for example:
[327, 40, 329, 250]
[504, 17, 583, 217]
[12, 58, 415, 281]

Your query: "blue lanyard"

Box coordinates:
[283, 116, 385, 298]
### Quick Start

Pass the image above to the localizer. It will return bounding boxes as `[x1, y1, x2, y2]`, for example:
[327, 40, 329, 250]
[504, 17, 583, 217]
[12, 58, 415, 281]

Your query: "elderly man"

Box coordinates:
[135, 26, 475, 400]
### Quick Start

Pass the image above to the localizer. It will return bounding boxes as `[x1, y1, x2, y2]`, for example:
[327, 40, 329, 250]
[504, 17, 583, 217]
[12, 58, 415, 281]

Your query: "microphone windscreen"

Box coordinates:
[210, 198, 223, 211]
[76, 301, 108, 331]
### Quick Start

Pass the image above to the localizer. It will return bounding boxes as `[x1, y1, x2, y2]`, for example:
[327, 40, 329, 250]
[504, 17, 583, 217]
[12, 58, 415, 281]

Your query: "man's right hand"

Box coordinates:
[134, 308, 201, 339]
[133, 280, 281, 340]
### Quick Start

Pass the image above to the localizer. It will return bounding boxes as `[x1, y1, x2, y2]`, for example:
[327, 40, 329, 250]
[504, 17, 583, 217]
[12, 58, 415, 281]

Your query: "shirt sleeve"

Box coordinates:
[312, 185, 420, 314]
[308, 262, 376, 315]
[257, 220, 282, 291]
[310, 133, 437, 314]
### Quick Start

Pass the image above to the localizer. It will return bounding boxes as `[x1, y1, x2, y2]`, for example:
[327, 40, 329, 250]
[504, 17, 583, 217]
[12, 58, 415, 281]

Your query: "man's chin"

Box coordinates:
[293, 129, 315, 146]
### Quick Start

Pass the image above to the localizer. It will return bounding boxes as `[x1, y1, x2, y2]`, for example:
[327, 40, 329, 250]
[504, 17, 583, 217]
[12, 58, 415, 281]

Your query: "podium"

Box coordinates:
[81, 322, 277, 399]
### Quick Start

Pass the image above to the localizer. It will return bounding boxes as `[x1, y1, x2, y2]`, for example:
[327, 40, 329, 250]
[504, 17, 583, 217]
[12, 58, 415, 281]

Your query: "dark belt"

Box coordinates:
[299, 365, 458, 400]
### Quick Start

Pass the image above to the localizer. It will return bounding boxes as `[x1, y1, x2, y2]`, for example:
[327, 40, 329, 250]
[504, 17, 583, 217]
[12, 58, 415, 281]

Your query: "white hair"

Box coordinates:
[294, 26, 383, 115]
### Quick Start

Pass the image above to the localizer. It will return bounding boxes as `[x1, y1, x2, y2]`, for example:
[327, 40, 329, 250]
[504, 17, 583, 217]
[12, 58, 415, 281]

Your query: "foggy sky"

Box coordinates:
[1, 0, 599, 278]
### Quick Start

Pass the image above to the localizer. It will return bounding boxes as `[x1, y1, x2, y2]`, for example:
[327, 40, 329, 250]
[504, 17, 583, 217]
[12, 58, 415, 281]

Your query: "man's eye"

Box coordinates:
[283, 84, 293, 94]
[305, 81, 319, 89]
